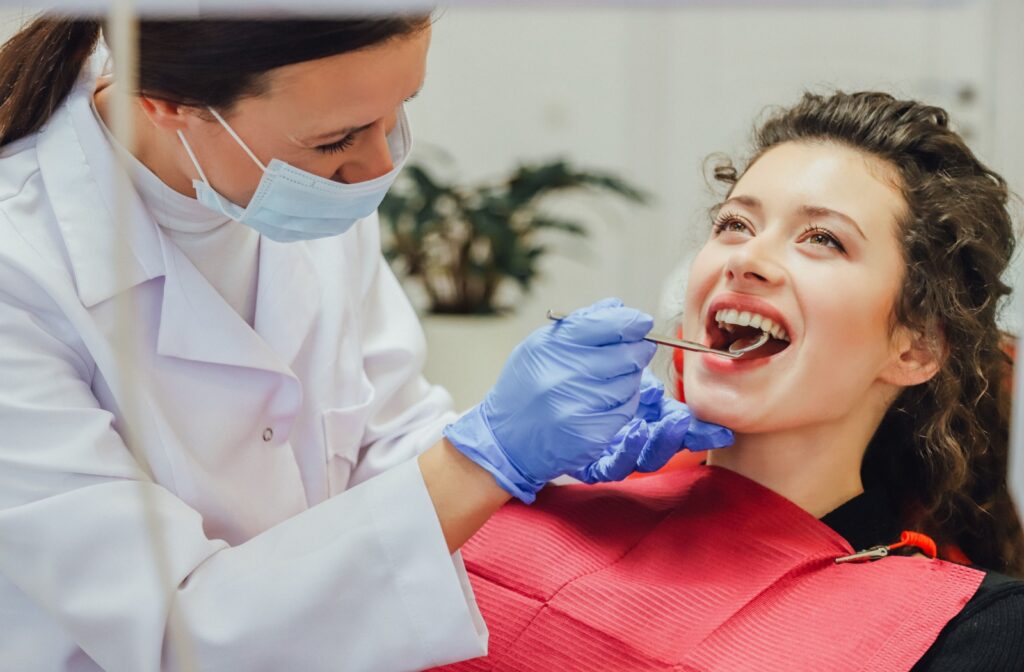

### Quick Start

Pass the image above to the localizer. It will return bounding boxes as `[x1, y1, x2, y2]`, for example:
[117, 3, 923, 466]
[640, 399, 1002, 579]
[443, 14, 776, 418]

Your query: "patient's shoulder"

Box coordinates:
[912, 570, 1024, 671]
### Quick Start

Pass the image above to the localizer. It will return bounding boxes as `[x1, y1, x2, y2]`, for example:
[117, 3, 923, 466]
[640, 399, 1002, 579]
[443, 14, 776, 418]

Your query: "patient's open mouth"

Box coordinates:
[708, 309, 792, 360]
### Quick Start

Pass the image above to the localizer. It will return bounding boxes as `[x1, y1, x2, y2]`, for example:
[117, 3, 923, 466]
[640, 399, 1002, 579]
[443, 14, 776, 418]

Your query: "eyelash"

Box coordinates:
[799, 224, 846, 253]
[711, 212, 847, 254]
[313, 94, 419, 155]
[711, 212, 750, 235]
[314, 133, 358, 155]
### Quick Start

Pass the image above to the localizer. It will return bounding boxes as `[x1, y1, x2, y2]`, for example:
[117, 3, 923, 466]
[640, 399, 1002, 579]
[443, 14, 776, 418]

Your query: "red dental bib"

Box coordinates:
[436, 466, 983, 672]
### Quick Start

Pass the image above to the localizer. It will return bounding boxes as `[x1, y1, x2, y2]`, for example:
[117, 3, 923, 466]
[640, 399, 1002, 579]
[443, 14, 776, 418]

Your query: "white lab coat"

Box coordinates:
[0, 50, 487, 672]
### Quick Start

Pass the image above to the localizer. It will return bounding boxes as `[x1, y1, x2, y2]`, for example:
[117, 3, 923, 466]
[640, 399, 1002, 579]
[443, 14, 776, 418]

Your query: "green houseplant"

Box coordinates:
[379, 157, 648, 315]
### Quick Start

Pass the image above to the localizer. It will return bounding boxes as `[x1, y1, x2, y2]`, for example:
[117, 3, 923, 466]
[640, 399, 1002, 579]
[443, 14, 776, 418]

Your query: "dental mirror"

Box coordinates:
[545, 311, 771, 359]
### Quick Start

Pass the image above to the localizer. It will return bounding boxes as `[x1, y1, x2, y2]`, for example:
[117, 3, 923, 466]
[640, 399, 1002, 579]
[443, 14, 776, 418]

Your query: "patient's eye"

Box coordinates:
[799, 225, 846, 254]
[711, 212, 752, 237]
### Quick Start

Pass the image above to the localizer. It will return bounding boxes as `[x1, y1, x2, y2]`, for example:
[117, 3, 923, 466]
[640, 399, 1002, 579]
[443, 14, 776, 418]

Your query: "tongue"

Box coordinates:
[729, 327, 788, 360]
[737, 338, 788, 360]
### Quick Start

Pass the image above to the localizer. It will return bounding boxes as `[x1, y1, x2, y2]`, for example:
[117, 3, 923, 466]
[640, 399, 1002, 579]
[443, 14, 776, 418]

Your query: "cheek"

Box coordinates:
[682, 270, 899, 431]
[682, 246, 721, 332]
[263, 142, 339, 179]
[790, 277, 898, 420]
[680, 247, 726, 411]
[294, 156, 342, 180]
[805, 272, 896, 364]
[202, 138, 265, 202]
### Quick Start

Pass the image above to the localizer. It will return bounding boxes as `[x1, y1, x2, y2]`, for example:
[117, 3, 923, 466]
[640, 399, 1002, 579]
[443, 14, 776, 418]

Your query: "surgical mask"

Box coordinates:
[176, 107, 412, 243]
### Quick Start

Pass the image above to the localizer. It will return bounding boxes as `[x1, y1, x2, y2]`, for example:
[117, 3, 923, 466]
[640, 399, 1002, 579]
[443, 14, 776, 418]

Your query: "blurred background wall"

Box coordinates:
[0, 1, 1019, 409]
[405, 0, 1024, 408]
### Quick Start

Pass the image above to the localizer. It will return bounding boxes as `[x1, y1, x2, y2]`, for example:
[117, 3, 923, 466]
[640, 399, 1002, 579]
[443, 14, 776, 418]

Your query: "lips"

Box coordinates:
[704, 294, 795, 360]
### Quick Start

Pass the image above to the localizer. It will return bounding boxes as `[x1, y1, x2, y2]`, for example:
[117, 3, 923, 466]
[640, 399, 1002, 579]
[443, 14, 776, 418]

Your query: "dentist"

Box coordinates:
[0, 15, 729, 672]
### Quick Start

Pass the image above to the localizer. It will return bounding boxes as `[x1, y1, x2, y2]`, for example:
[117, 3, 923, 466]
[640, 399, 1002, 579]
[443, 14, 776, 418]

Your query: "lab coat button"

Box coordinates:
[262, 428, 274, 442]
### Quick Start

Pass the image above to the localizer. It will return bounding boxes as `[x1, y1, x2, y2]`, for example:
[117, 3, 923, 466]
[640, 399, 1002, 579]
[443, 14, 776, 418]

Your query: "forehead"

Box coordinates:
[733, 141, 907, 235]
[257, 28, 430, 128]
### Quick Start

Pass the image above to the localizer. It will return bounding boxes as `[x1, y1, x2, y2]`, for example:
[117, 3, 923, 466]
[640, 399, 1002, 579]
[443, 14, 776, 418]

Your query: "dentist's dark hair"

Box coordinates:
[0, 14, 431, 148]
[713, 91, 1024, 576]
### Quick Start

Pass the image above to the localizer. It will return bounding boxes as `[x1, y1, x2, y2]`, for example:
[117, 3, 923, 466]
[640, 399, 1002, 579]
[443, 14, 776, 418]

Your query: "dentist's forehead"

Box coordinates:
[260, 28, 429, 140]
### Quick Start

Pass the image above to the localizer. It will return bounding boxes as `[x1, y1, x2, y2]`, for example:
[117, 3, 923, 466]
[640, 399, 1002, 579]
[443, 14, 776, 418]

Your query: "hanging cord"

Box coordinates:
[107, 2, 196, 668]
[888, 531, 939, 558]
[835, 530, 938, 564]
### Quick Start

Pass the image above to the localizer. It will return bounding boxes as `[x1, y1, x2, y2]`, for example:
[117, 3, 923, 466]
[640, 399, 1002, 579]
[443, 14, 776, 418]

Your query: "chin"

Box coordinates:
[685, 389, 762, 434]
[684, 373, 808, 435]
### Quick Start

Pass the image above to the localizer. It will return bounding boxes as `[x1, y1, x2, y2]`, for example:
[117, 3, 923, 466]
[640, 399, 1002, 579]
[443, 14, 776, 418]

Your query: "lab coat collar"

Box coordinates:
[156, 240, 296, 376]
[156, 230, 321, 375]
[253, 238, 322, 367]
[36, 44, 164, 308]
[36, 44, 322, 376]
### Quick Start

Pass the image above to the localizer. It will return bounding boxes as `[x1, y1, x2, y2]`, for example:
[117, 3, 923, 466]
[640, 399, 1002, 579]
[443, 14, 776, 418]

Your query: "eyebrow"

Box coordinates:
[718, 195, 868, 241]
[302, 89, 422, 145]
[306, 122, 372, 144]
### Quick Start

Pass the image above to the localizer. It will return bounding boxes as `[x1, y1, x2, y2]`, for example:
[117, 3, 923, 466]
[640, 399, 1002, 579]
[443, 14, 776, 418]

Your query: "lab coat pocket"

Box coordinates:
[322, 400, 373, 495]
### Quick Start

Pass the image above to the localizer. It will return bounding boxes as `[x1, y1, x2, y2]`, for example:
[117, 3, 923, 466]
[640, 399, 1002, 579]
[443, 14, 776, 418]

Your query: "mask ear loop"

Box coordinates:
[176, 128, 237, 221]
[176, 107, 267, 220]
[207, 107, 267, 171]
[176, 129, 214, 186]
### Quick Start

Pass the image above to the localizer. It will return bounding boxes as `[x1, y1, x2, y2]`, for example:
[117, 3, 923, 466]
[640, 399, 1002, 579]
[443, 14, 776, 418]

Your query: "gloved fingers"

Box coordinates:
[638, 368, 665, 404]
[555, 304, 654, 347]
[561, 385, 643, 440]
[576, 366, 650, 412]
[574, 419, 649, 483]
[637, 399, 663, 423]
[569, 340, 657, 381]
[636, 409, 692, 472]
[570, 297, 624, 316]
[684, 418, 735, 451]
[647, 393, 687, 423]
[636, 369, 667, 421]
[645, 400, 734, 452]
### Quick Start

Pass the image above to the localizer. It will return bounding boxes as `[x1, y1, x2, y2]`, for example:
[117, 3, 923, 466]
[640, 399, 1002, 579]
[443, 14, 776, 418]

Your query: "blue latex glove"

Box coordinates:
[572, 369, 734, 484]
[443, 298, 657, 503]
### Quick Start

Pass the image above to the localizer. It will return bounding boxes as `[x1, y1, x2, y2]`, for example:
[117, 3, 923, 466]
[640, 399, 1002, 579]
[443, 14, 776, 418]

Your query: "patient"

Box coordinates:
[435, 92, 1024, 671]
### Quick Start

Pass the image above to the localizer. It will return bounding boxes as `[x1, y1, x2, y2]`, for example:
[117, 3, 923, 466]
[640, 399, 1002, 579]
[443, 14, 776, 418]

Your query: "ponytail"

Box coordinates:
[0, 17, 100, 147]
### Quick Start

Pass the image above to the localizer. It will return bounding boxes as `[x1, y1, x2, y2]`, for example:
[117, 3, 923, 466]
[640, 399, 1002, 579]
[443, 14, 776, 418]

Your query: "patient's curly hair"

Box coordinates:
[713, 91, 1024, 576]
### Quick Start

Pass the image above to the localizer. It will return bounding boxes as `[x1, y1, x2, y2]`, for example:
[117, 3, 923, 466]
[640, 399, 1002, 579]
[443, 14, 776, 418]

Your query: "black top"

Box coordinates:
[820, 491, 1024, 671]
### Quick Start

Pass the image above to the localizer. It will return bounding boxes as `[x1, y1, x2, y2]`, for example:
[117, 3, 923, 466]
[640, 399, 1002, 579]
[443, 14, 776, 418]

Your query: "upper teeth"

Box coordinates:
[715, 309, 790, 342]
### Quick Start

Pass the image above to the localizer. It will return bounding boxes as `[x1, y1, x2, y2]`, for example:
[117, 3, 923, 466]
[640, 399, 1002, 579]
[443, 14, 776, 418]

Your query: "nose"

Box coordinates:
[335, 118, 394, 184]
[724, 238, 785, 289]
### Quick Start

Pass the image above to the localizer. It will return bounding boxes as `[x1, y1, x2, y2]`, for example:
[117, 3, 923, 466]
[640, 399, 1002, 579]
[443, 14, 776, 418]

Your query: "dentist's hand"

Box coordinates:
[443, 298, 657, 503]
[571, 369, 734, 484]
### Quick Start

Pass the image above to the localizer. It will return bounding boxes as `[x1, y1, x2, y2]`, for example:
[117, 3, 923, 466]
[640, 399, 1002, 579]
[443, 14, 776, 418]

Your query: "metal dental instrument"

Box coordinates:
[546, 310, 770, 359]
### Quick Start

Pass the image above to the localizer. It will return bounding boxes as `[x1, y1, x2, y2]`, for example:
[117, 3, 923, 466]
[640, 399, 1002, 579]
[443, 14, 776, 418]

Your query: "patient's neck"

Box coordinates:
[704, 421, 875, 518]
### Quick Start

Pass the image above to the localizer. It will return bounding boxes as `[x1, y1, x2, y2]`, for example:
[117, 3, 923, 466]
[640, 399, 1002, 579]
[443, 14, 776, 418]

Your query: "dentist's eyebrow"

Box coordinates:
[801, 205, 868, 241]
[303, 122, 373, 144]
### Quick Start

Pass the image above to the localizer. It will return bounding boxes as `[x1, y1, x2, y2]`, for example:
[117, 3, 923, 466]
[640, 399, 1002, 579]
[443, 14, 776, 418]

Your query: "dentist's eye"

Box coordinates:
[799, 225, 846, 254]
[711, 212, 753, 236]
[315, 133, 358, 155]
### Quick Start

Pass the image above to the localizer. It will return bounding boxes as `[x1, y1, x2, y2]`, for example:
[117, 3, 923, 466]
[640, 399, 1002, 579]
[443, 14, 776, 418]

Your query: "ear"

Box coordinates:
[138, 96, 195, 133]
[879, 325, 945, 387]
